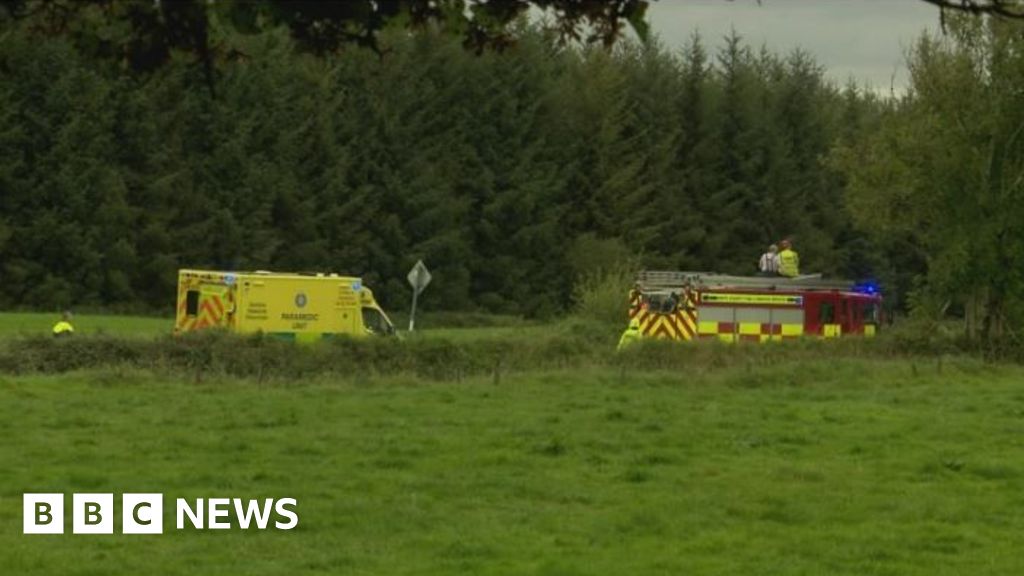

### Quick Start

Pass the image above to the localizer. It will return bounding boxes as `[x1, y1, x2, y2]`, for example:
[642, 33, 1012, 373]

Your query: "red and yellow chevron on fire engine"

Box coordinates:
[625, 271, 882, 344]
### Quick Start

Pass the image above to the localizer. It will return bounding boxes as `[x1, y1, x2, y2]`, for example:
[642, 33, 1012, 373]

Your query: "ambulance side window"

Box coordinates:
[819, 302, 835, 324]
[186, 290, 200, 316]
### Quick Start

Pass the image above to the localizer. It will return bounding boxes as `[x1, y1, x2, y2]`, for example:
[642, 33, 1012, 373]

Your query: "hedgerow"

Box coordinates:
[0, 318, 1013, 382]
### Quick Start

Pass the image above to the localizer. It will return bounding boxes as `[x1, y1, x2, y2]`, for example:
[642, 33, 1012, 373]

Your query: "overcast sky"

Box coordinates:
[645, 0, 942, 93]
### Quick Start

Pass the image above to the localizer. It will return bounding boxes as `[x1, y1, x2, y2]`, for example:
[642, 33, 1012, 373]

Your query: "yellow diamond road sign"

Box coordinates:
[407, 260, 432, 295]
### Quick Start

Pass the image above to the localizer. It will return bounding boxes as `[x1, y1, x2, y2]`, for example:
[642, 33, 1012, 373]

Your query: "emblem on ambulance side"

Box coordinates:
[295, 292, 307, 308]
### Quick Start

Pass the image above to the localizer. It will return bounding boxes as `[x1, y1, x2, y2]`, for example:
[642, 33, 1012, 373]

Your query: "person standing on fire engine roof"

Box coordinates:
[777, 239, 800, 278]
[758, 244, 779, 276]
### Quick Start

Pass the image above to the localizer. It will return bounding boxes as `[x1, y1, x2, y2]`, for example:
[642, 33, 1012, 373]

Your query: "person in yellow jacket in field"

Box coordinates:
[617, 317, 643, 351]
[777, 239, 800, 278]
[52, 310, 74, 338]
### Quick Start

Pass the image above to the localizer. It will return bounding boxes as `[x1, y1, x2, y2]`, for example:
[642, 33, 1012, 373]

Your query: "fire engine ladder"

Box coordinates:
[636, 271, 857, 292]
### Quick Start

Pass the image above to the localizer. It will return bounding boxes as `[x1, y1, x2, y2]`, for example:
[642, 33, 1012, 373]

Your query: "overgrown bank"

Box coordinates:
[0, 320, 1007, 381]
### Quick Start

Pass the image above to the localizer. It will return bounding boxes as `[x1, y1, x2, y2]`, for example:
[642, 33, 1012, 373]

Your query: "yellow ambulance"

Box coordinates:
[174, 269, 396, 341]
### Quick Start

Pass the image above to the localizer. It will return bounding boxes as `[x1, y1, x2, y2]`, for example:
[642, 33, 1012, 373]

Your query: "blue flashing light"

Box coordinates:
[853, 280, 881, 295]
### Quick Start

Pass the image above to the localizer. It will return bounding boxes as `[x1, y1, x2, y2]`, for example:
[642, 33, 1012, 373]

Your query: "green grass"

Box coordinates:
[2, 358, 1024, 575]
[0, 312, 171, 338]
[405, 323, 556, 343]
[0, 311, 539, 343]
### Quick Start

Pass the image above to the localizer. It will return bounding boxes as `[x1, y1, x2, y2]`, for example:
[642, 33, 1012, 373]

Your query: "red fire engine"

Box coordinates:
[627, 271, 883, 342]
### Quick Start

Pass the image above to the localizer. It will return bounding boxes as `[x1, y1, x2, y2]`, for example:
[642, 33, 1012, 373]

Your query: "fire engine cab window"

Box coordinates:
[819, 302, 835, 324]
[645, 294, 678, 314]
[864, 303, 879, 323]
[185, 290, 200, 316]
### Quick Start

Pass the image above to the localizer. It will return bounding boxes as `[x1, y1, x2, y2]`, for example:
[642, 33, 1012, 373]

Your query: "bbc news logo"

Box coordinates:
[23, 494, 298, 534]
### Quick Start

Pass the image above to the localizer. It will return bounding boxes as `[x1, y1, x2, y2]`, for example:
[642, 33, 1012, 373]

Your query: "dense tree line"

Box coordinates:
[837, 15, 1024, 341]
[0, 15, 895, 316]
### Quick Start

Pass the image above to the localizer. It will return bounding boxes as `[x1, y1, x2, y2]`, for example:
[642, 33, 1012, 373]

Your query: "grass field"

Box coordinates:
[2, 353, 1024, 575]
[0, 312, 171, 338]
[0, 311, 543, 342]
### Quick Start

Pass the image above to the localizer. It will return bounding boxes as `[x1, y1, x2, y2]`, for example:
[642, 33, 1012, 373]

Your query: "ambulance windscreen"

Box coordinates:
[362, 308, 393, 335]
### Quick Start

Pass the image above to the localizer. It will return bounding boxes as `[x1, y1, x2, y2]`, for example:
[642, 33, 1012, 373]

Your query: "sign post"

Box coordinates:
[406, 259, 432, 332]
